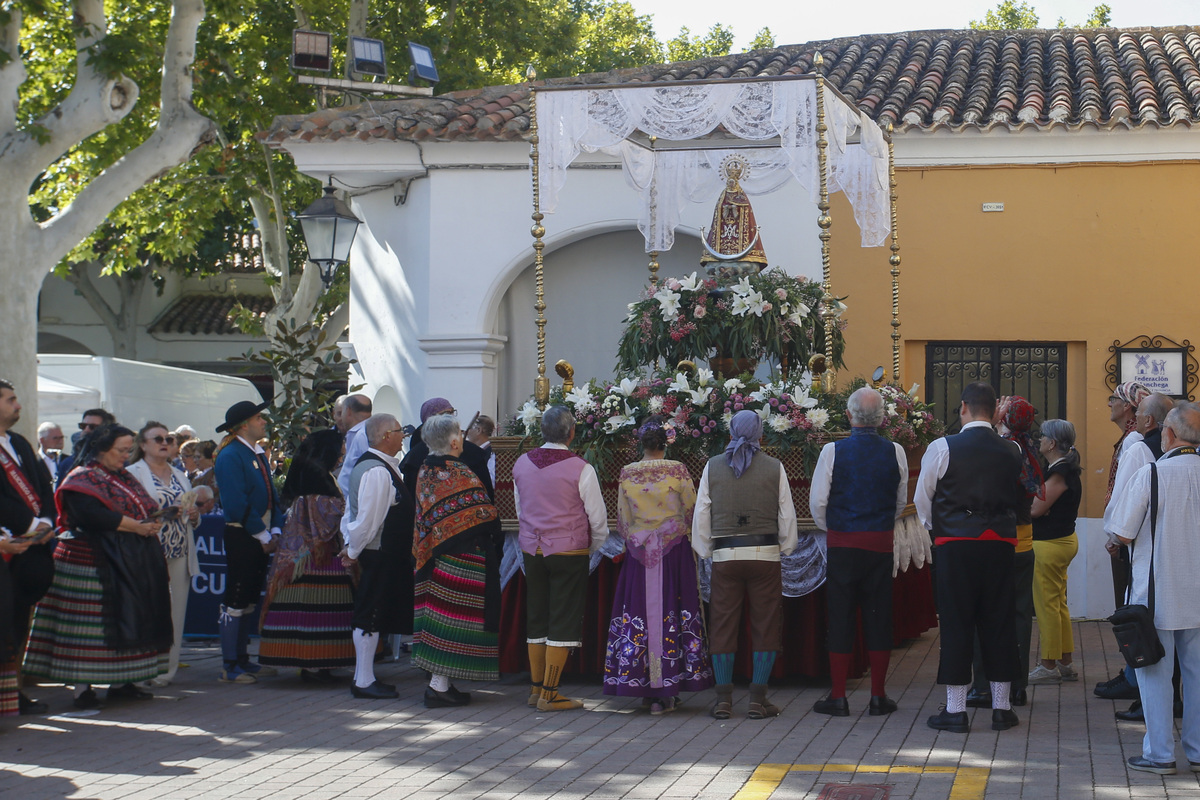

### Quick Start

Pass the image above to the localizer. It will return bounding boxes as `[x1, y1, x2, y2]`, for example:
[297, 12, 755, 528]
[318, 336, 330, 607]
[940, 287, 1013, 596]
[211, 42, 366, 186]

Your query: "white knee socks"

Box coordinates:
[990, 681, 1011, 710]
[353, 629, 377, 689]
[429, 673, 450, 692]
[946, 683, 969, 713]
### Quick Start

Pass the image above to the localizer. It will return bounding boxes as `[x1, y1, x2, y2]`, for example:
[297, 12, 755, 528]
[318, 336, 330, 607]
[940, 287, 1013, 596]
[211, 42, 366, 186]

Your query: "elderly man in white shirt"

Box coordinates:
[340, 413, 412, 700]
[1110, 401, 1200, 775]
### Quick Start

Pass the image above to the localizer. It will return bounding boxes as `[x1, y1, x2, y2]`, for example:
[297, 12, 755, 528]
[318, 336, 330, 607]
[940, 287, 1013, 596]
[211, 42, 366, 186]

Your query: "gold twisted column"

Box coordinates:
[648, 251, 660, 287]
[528, 76, 550, 407]
[887, 122, 902, 384]
[814, 52, 835, 393]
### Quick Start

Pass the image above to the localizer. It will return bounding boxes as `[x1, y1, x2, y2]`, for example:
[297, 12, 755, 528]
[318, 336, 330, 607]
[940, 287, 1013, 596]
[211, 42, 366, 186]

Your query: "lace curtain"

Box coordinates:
[535, 80, 890, 251]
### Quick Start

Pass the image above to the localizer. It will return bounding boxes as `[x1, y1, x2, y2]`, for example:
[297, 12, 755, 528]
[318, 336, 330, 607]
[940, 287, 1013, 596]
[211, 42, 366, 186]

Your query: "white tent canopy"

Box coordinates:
[37, 373, 101, 419]
[535, 76, 890, 251]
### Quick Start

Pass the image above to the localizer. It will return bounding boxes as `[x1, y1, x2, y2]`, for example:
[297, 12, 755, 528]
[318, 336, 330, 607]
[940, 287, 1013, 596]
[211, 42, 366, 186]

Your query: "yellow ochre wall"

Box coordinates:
[831, 159, 1200, 519]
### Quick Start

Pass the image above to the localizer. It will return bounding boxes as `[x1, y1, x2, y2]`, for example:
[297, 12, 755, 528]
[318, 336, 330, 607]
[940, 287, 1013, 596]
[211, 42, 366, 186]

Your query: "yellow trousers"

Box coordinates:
[1032, 532, 1078, 660]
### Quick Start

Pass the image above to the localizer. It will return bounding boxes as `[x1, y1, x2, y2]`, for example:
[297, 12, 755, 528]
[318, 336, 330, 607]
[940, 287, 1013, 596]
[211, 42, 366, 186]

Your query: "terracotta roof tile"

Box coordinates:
[263, 26, 1200, 145]
[149, 295, 275, 336]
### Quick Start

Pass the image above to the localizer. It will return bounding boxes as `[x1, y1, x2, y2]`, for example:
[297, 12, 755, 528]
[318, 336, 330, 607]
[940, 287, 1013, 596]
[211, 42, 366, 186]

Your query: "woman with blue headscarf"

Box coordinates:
[693, 410, 798, 720]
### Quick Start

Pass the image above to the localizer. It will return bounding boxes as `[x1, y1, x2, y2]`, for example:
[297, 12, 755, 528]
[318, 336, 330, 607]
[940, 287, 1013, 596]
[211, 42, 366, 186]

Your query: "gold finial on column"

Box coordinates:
[529, 85, 550, 407]
[887, 121, 902, 384]
[648, 251, 660, 287]
[555, 360, 575, 395]
[814, 50, 835, 393]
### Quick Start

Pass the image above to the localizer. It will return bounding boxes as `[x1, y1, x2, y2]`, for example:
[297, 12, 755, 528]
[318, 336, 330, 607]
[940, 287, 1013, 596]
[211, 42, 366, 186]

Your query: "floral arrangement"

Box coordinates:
[508, 372, 945, 477]
[616, 268, 846, 374]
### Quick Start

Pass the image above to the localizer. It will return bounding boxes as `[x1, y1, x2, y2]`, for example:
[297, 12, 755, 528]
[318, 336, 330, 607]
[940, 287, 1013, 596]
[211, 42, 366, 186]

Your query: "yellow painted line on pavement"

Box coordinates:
[730, 763, 991, 800]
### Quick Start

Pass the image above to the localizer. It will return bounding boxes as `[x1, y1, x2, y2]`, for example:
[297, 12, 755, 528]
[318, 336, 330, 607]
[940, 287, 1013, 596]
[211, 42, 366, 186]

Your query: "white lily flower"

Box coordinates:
[909, 382, 921, 398]
[731, 294, 752, 317]
[749, 382, 776, 403]
[668, 372, 691, 394]
[653, 287, 682, 321]
[723, 378, 745, 392]
[768, 414, 793, 432]
[791, 385, 819, 409]
[615, 377, 640, 397]
[833, 299, 848, 317]
[721, 409, 733, 426]
[755, 406, 771, 421]
[687, 387, 712, 405]
[518, 400, 542, 429]
[732, 277, 753, 297]
[807, 408, 831, 429]
[678, 271, 702, 292]
[748, 291, 768, 317]
[695, 368, 715, 387]
[602, 401, 637, 433]
[564, 386, 596, 411]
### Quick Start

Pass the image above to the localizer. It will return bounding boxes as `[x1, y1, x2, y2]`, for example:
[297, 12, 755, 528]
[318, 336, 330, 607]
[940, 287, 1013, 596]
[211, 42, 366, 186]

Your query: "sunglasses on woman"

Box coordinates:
[147, 435, 176, 445]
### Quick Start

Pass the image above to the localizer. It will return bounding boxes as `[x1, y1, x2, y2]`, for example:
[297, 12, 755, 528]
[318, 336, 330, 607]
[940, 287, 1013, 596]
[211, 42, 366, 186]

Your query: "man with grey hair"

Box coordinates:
[809, 387, 908, 716]
[36, 422, 65, 484]
[340, 412, 413, 700]
[337, 394, 374, 497]
[512, 405, 608, 711]
[1111, 401, 1200, 775]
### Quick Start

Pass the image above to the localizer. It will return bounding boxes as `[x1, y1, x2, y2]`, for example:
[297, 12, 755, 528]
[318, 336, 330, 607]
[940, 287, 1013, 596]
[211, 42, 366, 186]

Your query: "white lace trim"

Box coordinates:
[536, 81, 890, 251]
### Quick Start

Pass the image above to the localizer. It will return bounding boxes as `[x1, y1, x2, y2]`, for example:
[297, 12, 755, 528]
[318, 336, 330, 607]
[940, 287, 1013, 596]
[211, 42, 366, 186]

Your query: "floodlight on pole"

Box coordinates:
[349, 36, 386, 77]
[292, 30, 332, 72]
[407, 42, 439, 84]
[296, 178, 363, 290]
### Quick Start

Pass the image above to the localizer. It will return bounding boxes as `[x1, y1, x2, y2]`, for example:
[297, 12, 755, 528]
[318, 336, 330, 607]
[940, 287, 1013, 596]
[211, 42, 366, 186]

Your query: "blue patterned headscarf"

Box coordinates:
[724, 410, 763, 478]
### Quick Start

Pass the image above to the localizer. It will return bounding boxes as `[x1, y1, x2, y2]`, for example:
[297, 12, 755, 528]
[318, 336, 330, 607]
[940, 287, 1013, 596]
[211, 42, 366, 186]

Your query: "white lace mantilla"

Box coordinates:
[535, 81, 890, 251]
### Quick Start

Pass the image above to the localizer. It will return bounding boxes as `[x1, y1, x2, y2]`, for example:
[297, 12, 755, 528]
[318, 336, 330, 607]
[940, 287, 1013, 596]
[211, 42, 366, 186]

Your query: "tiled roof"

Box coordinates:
[149, 294, 275, 336]
[264, 26, 1200, 144]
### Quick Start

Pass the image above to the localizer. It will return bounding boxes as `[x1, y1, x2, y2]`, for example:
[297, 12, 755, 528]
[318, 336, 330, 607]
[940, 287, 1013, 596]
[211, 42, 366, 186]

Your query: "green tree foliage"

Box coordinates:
[970, 1, 1113, 30]
[665, 23, 736, 63]
[748, 27, 776, 51]
[969, 0, 1040, 29]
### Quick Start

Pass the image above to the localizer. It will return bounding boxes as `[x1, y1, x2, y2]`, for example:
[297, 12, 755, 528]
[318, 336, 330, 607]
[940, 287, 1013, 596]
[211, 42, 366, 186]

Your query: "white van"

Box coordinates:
[38, 355, 264, 447]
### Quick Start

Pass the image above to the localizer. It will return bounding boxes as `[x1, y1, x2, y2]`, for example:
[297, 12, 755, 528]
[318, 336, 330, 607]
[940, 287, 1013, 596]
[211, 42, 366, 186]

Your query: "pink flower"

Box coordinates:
[667, 279, 682, 291]
[762, 302, 772, 311]
[775, 288, 788, 300]
[693, 305, 706, 319]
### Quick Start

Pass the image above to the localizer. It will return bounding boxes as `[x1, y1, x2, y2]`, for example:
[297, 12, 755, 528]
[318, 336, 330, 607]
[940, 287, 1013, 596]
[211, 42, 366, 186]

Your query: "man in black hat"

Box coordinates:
[213, 400, 283, 684]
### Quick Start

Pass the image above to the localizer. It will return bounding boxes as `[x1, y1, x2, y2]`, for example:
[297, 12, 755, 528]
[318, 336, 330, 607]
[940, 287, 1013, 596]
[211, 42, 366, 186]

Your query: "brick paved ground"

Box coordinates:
[2, 620, 1198, 800]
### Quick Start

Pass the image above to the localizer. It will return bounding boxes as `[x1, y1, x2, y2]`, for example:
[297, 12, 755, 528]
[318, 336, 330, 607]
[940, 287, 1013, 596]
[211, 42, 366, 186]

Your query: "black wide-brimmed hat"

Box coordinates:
[216, 400, 270, 433]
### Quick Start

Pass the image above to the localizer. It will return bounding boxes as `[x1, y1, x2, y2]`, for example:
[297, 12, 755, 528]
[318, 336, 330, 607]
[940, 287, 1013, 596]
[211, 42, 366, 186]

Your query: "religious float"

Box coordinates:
[492, 61, 942, 679]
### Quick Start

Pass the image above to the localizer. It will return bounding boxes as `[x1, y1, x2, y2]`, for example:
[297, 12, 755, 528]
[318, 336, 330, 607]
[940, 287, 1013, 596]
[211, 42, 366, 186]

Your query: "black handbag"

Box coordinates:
[1108, 462, 1166, 669]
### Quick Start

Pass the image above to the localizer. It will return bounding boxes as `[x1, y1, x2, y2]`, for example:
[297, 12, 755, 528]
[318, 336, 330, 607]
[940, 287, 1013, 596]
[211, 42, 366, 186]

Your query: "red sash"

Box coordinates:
[0, 442, 41, 516]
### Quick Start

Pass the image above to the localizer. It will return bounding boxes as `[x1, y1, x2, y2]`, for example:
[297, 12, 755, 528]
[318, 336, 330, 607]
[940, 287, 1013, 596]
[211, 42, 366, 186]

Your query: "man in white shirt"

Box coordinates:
[340, 413, 412, 700]
[1111, 402, 1200, 775]
[916, 382, 1025, 734]
[36, 422, 65, 485]
[337, 394, 373, 497]
[693, 410, 797, 720]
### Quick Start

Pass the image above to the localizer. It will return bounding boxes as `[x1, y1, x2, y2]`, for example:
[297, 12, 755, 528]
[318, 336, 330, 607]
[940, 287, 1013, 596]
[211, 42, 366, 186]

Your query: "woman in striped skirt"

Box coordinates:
[412, 414, 503, 709]
[24, 425, 171, 710]
[258, 430, 355, 680]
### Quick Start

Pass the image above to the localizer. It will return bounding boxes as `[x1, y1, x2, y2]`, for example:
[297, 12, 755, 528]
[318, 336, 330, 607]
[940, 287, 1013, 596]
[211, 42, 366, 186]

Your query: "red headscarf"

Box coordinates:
[1003, 396, 1044, 500]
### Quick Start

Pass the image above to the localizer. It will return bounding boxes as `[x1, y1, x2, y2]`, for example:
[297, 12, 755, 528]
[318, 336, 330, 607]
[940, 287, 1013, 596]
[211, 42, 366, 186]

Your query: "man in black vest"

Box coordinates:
[916, 382, 1025, 733]
[0, 379, 57, 714]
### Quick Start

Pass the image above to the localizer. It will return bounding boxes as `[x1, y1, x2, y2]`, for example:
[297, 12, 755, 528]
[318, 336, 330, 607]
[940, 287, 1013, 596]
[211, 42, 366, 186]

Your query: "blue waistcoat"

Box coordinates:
[827, 427, 901, 534]
[214, 438, 284, 535]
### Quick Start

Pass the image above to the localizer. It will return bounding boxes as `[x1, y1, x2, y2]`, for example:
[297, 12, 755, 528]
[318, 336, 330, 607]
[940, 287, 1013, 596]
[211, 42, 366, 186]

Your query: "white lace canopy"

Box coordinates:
[535, 78, 891, 252]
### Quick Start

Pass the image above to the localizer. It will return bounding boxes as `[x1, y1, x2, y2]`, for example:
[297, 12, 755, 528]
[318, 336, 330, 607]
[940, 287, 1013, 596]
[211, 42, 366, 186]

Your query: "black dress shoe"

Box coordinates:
[813, 695, 850, 716]
[106, 683, 153, 701]
[1094, 673, 1139, 700]
[425, 687, 470, 708]
[991, 708, 1019, 731]
[1011, 689, 1027, 707]
[18, 692, 48, 715]
[301, 669, 340, 684]
[869, 696, 898, 716]
[1115, 700, 1143, 722]
[965, 688, 991, 708]
[927, 709, 970, 733]
[73, 689, 102, 710]
[351, 681, 399, 699]
[446, 684, 472, 705]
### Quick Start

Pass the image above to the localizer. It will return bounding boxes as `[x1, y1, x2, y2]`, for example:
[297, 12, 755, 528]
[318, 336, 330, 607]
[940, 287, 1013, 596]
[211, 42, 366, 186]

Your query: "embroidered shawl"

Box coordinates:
[261, 493, 348, 622]
[616, 459, 696, 568]
[413, 456, 500, 575]
[57, 464, 157, 531]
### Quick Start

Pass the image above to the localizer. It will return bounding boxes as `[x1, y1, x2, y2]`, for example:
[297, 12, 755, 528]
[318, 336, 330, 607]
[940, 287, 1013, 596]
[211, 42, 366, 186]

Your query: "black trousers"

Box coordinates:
[825, 546, 893, 653]
[223, 525, 269, 610]
[973, 547, 1033, 693]
[935, 540, 1018, 685]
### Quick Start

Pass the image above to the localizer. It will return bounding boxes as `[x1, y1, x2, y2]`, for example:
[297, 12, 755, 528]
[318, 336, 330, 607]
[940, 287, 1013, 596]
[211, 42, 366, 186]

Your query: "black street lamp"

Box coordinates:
[297, 178, 362, 289]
